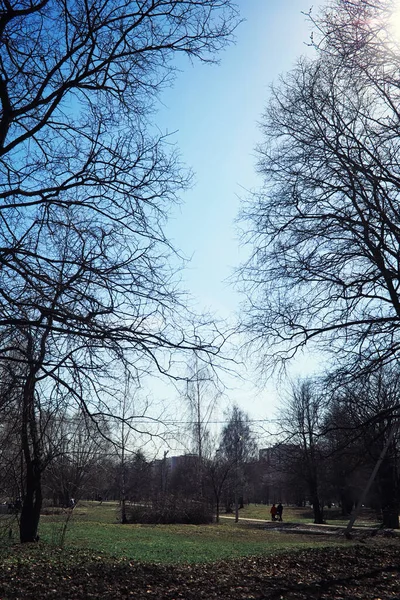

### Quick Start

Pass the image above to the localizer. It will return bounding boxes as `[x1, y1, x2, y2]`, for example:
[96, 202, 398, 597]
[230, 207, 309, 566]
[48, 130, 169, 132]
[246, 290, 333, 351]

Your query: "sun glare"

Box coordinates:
[389, 1, 400, 39]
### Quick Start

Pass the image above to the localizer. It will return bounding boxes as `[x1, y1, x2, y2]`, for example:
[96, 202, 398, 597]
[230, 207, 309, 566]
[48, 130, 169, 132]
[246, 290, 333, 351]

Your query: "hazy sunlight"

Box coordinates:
[389, 0, 400, 38]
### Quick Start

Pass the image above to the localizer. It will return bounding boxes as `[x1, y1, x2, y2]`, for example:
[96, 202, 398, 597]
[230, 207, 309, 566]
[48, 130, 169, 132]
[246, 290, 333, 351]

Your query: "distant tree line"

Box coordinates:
[263, 365, 400, 529]
[0, 378, 398, 530]
[0, 404, 259, 526]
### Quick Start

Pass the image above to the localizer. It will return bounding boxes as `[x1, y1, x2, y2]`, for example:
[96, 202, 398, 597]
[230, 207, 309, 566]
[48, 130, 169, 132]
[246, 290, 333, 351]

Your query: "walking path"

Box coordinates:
[219, 515, 397, 535]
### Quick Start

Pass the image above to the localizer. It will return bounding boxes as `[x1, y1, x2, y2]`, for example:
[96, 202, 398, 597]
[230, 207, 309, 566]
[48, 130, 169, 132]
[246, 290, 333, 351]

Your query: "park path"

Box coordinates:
[219, 515, 397, 536]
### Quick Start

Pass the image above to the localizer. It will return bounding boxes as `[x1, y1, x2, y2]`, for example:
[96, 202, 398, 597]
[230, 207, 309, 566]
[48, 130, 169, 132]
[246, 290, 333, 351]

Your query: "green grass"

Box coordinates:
[232, 504, 315, 522]
[234, 503, 381, 527]
[35, 501, 351, 564]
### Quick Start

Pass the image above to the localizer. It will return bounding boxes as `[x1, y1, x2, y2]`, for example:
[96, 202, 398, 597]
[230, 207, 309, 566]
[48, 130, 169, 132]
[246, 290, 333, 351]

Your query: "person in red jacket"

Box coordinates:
[270, 503, 277, 521]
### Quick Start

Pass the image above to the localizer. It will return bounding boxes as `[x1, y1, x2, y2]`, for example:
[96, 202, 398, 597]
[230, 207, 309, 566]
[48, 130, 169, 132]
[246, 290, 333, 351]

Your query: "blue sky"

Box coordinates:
[159, 0, 321, 317]
[152, 0, 324, 444]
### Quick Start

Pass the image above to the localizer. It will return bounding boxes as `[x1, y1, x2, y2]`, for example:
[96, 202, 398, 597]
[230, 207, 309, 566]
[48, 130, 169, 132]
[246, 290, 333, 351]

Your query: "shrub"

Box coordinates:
[124, 497, 213, 524]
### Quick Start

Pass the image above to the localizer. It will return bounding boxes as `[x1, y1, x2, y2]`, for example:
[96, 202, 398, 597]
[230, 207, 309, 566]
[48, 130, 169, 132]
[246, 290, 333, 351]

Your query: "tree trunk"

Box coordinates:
[121, 497, 127, 524]
[340, 491, 354, 516]
[20, 364, 43, 543]
[311, 491, 324, 524]
[379, 455, 399, 529]
[382, 504, 399, 529]
[20, 462, 42, 542]
[215, 497, 220, 523]
[234, 486, 239, 523]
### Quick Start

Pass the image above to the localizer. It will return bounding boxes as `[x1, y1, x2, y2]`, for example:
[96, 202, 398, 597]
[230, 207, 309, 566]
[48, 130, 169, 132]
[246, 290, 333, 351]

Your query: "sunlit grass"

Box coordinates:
[35, 501, 351, 564]
[39, 520, 347, 563]
[229, 503, 314, 523]
[229, 503, 381, 528]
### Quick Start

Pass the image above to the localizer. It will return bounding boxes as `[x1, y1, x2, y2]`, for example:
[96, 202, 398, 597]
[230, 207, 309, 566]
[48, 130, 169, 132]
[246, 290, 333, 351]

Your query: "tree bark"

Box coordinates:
[215, 497, 220, 523]
[20, 462, 42, 543]
[312, 497, 324, 524]
[20, 366, 43, 543]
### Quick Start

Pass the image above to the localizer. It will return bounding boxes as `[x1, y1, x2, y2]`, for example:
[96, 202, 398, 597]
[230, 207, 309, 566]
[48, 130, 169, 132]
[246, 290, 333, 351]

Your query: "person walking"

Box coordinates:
[277, 503, 283, 521]
[270, 503, 277, 521]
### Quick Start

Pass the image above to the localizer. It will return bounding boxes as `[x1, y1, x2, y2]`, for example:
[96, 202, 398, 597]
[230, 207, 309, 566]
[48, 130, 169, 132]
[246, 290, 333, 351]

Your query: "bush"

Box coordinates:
[41, 508, 63, 516]
[124, 497, 213, 524]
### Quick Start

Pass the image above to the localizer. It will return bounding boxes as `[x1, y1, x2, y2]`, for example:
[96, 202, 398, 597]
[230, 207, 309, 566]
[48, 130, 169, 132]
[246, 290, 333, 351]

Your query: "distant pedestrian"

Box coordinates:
[277, 503, 283, 521]
[270, 503, 277, 521]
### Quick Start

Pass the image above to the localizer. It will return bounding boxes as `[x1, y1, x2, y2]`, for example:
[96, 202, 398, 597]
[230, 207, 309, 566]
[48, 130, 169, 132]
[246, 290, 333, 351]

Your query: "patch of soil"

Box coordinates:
[0, 542, 400, 599]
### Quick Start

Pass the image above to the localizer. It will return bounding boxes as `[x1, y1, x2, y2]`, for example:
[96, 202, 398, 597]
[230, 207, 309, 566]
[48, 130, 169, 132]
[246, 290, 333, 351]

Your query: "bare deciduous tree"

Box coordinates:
[239, 0, 400, 373]
[184, 356, 222, 495]
[327, 366, 400, 528]
[0, 0, 241, 542]
[219, 405, 257, 522]
[279, 379, 326, 524]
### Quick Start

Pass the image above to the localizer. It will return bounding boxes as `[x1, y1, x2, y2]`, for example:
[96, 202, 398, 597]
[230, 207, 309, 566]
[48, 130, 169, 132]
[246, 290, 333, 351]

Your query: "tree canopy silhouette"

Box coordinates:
[0, 0, 240, 542]
[239, 0, 400, 374]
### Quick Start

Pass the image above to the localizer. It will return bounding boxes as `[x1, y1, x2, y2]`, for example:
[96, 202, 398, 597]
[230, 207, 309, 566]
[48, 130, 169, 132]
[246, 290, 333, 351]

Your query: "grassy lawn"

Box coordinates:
[33, 501, 352, 564]
[0, 503, 396, 600]
[234, 503, 380, 527]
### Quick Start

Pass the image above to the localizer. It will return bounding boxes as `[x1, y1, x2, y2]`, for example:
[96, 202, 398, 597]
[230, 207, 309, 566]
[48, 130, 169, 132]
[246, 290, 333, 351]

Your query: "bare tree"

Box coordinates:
[111, 379, 158, 523]
[205, 450, 232, 523]
[184, 356, 222, 495]
[219, 405, 257, 522]
[326, 366, 400, 528]
[43, 412, 111, 509]
[0, 0, 241, 542]
[239, 0, 400, 373]
[322, 398, 365, 516]
[279, 379, 327, 524]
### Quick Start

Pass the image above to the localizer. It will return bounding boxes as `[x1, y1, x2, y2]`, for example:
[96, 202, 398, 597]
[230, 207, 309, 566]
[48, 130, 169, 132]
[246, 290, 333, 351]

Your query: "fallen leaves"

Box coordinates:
[0, 542, 399, 598]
